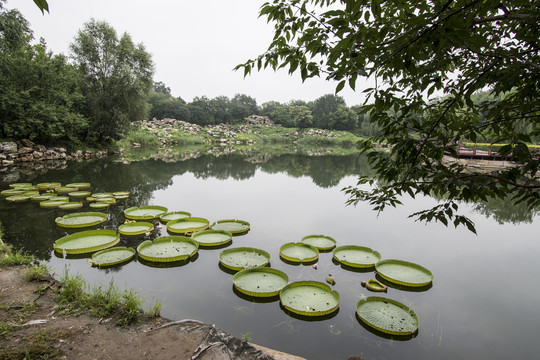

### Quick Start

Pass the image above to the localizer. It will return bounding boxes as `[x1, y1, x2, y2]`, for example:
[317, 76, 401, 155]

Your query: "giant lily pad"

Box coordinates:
[279, 281, 340, 317]
[124, 205, 168, 220]
[66, 182, 91, 189]
[118, 222, 154, 236]
[279, 242, 319, 263]
[356, 297, 419, 335]
[88, 246, 135, 267]
[6, 195, 30, 203]
[137, 236, 199, 262]
[301, 234, 337, 251]
[333, 245, 381, 268]
[375, 259, 433, 287]
[1, 189, 26, 197]
[37, 182, 61, 190]
[55, 212, 107, 228]
[68, 191, 91, 198]
[167, 217, 209, 234]
[39, 199, 69, 209]
[58, 202, 83, 210]
[30, 194, 57, 202]
[55, 186, 78, 194]
[159, 211, 191, 223]
[233, 267, 289, 297]
[219, 247, 270, 271]
[53, 230, 119, 254]
[191, 229, 232, 247]
[9, 182, 33, 188]
[210, 219, 250, 234]
[89, 202, 110, 209]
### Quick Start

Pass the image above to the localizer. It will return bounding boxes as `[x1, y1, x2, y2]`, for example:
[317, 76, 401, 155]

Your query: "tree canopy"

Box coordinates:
[237, 0, 540, 232]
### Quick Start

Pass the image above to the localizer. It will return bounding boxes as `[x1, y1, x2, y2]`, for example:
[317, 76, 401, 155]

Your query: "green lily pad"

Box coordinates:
[356, 297, 419, 335]
[89, 246, 136, 267]
[279, 281, 340, 317]
[89, 202, 110, 209]
[55, 212, 107, 228]
[219, 247, 270, 271]
[191, 229, 232, 247]
[167, 217, 209, 234]
[361, 279, 388, 292]
[233, 267, 289, 297]
[39, 199, 69, 209]
[118, 222, 154, 236]
[112, 191, 130, 197]
[55, 186, 78, 194]
[301, 234, 337, 251]
[92, 193, 114, 198]
[53, 230, 119, 254]
[68, 191, 91, 198]
[279, 242, 319, 263]
[137, 236, 199, 262]
[96, 197, 116, 204]
[37, 182, 61, 190]
[66, 182, 91, 189]
[210, 219, 250, 234]
[159, 211, 192, 223]
[1, 189, 26, 197]
[124, 205, 168, 220]
[333, 245, 381, 268]
[5, 195, 30, 203]
[375, 259, 433, 287]
[9, 182, 33, 188]
[58, 202, 83, 210]
[30, 194, 57, 202]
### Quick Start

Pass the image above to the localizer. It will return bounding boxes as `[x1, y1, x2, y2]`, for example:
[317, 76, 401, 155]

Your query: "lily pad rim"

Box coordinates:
[53, 229, 119, 255]
[218, 246, 271, 271]
[136, 235, 199, 262]
[300, 234, 337, 250]
[375, 259, 434, 287]
[356, 296, 419, 336]
[279, 280, 340, 317]
[233, 267, 289, 298]
[89, 246, 136, 267]
[332, 245, 382, 268]
[191, 229, 233, 247]
[279, 242, 319, 263]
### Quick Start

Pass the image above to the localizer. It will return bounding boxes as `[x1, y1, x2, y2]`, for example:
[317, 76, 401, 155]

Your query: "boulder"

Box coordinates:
[18, 146, 34, 154]
[20, 139, 35, 148]
[0, 142, 18, 154]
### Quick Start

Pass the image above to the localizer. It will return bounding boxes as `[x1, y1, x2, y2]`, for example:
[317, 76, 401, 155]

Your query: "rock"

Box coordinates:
[20, 153, 34, 161]
[33, 151, 44, 159]
[20, 139, 35, 148]
[0, 141, 18, 153]
[18, 146, 34, 154]
[2, 160, 14, 166]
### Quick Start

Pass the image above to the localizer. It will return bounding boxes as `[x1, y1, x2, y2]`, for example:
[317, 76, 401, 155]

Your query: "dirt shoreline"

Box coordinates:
[0, 265, 306, 360]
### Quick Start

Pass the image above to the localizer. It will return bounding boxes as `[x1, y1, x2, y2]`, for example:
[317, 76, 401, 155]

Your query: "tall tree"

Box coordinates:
[238, 0, 540, 232]
[312, 94, 346, 129]
[70, 19, 154, 140]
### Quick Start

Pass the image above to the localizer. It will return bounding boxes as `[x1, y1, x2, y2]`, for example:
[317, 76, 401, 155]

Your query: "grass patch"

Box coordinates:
[147, 299, 162, 318]
[117, 289, 143, 326]
[0, 243, 34, 267]
[1, 343, 64, 360]
[23, 264, 50, 282]
[0, 321, 17, 339]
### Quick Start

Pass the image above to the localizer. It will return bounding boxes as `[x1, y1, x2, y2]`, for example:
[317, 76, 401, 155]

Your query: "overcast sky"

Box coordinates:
[7, 0, 368, 106]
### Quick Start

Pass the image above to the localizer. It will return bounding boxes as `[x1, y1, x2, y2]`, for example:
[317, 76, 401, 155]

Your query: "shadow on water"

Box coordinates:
[232, 286, 280, 304]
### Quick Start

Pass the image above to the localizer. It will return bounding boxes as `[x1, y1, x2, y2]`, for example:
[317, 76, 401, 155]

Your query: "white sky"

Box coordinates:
[7, 0, 367, 106]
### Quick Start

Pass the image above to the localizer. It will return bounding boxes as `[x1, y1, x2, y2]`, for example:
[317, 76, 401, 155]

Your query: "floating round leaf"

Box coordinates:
[333, 245, 381, 268]
[92, 192, 114, 198]
[22, 191, 39, 196]
[113, 191, 130, 197]
[55, 212, 107, 228]
[53, 230, 119, 254]
[66, 182, 91, 189]
[279, 242, 319, 263]
[233, 267, 289, 297]
[191, 229, 232, 247]
[58, 202, 83, 210]
[361, 279, 388, 292]
[40, 199, 69, 209]
[137, 236, 199, 262]
[375, 259, 433, 287]
[210, 219, 250, 234]
[279, 281, 340, 317]
[9, 182, 32, 188]
[356, 297, 419, 335]
[219, 247, 270, 271]
[6, 195, 30, 203]
[124, 205, 168, 220]
[37, 182, 61, 190]
[1, 189, 26, 197]
[30, 194, 57, 202]
[68, 191, 91, 198]
[301, 234, 337, 251]
[167, 217, 209, 234]
[97, 197, 116, 204]
[55, 186, 78, 194]
[159, 211, 191, 223]
[89, 202, 110, 209]
[89, 246, 135, 267]
[119, 221, 154, 236]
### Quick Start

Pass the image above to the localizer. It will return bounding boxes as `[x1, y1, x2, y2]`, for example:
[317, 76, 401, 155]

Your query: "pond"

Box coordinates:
[1, 153, 539, 360]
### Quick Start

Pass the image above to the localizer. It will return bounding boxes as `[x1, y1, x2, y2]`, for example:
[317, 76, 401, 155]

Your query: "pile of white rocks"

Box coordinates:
[0, 139, 107, 167]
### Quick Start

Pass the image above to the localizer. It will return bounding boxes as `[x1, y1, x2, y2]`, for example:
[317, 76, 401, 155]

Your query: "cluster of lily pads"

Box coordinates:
[222, 235, 432, 336]
[0, 181, 130, 210]
[2, 181, 433, 337]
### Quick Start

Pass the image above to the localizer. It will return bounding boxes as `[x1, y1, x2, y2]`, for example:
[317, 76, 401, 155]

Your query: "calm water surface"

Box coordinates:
[0, 154, 538, 360]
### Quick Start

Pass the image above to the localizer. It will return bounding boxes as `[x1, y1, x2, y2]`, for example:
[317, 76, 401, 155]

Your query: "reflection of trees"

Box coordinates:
[473, 197, 539, 225]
